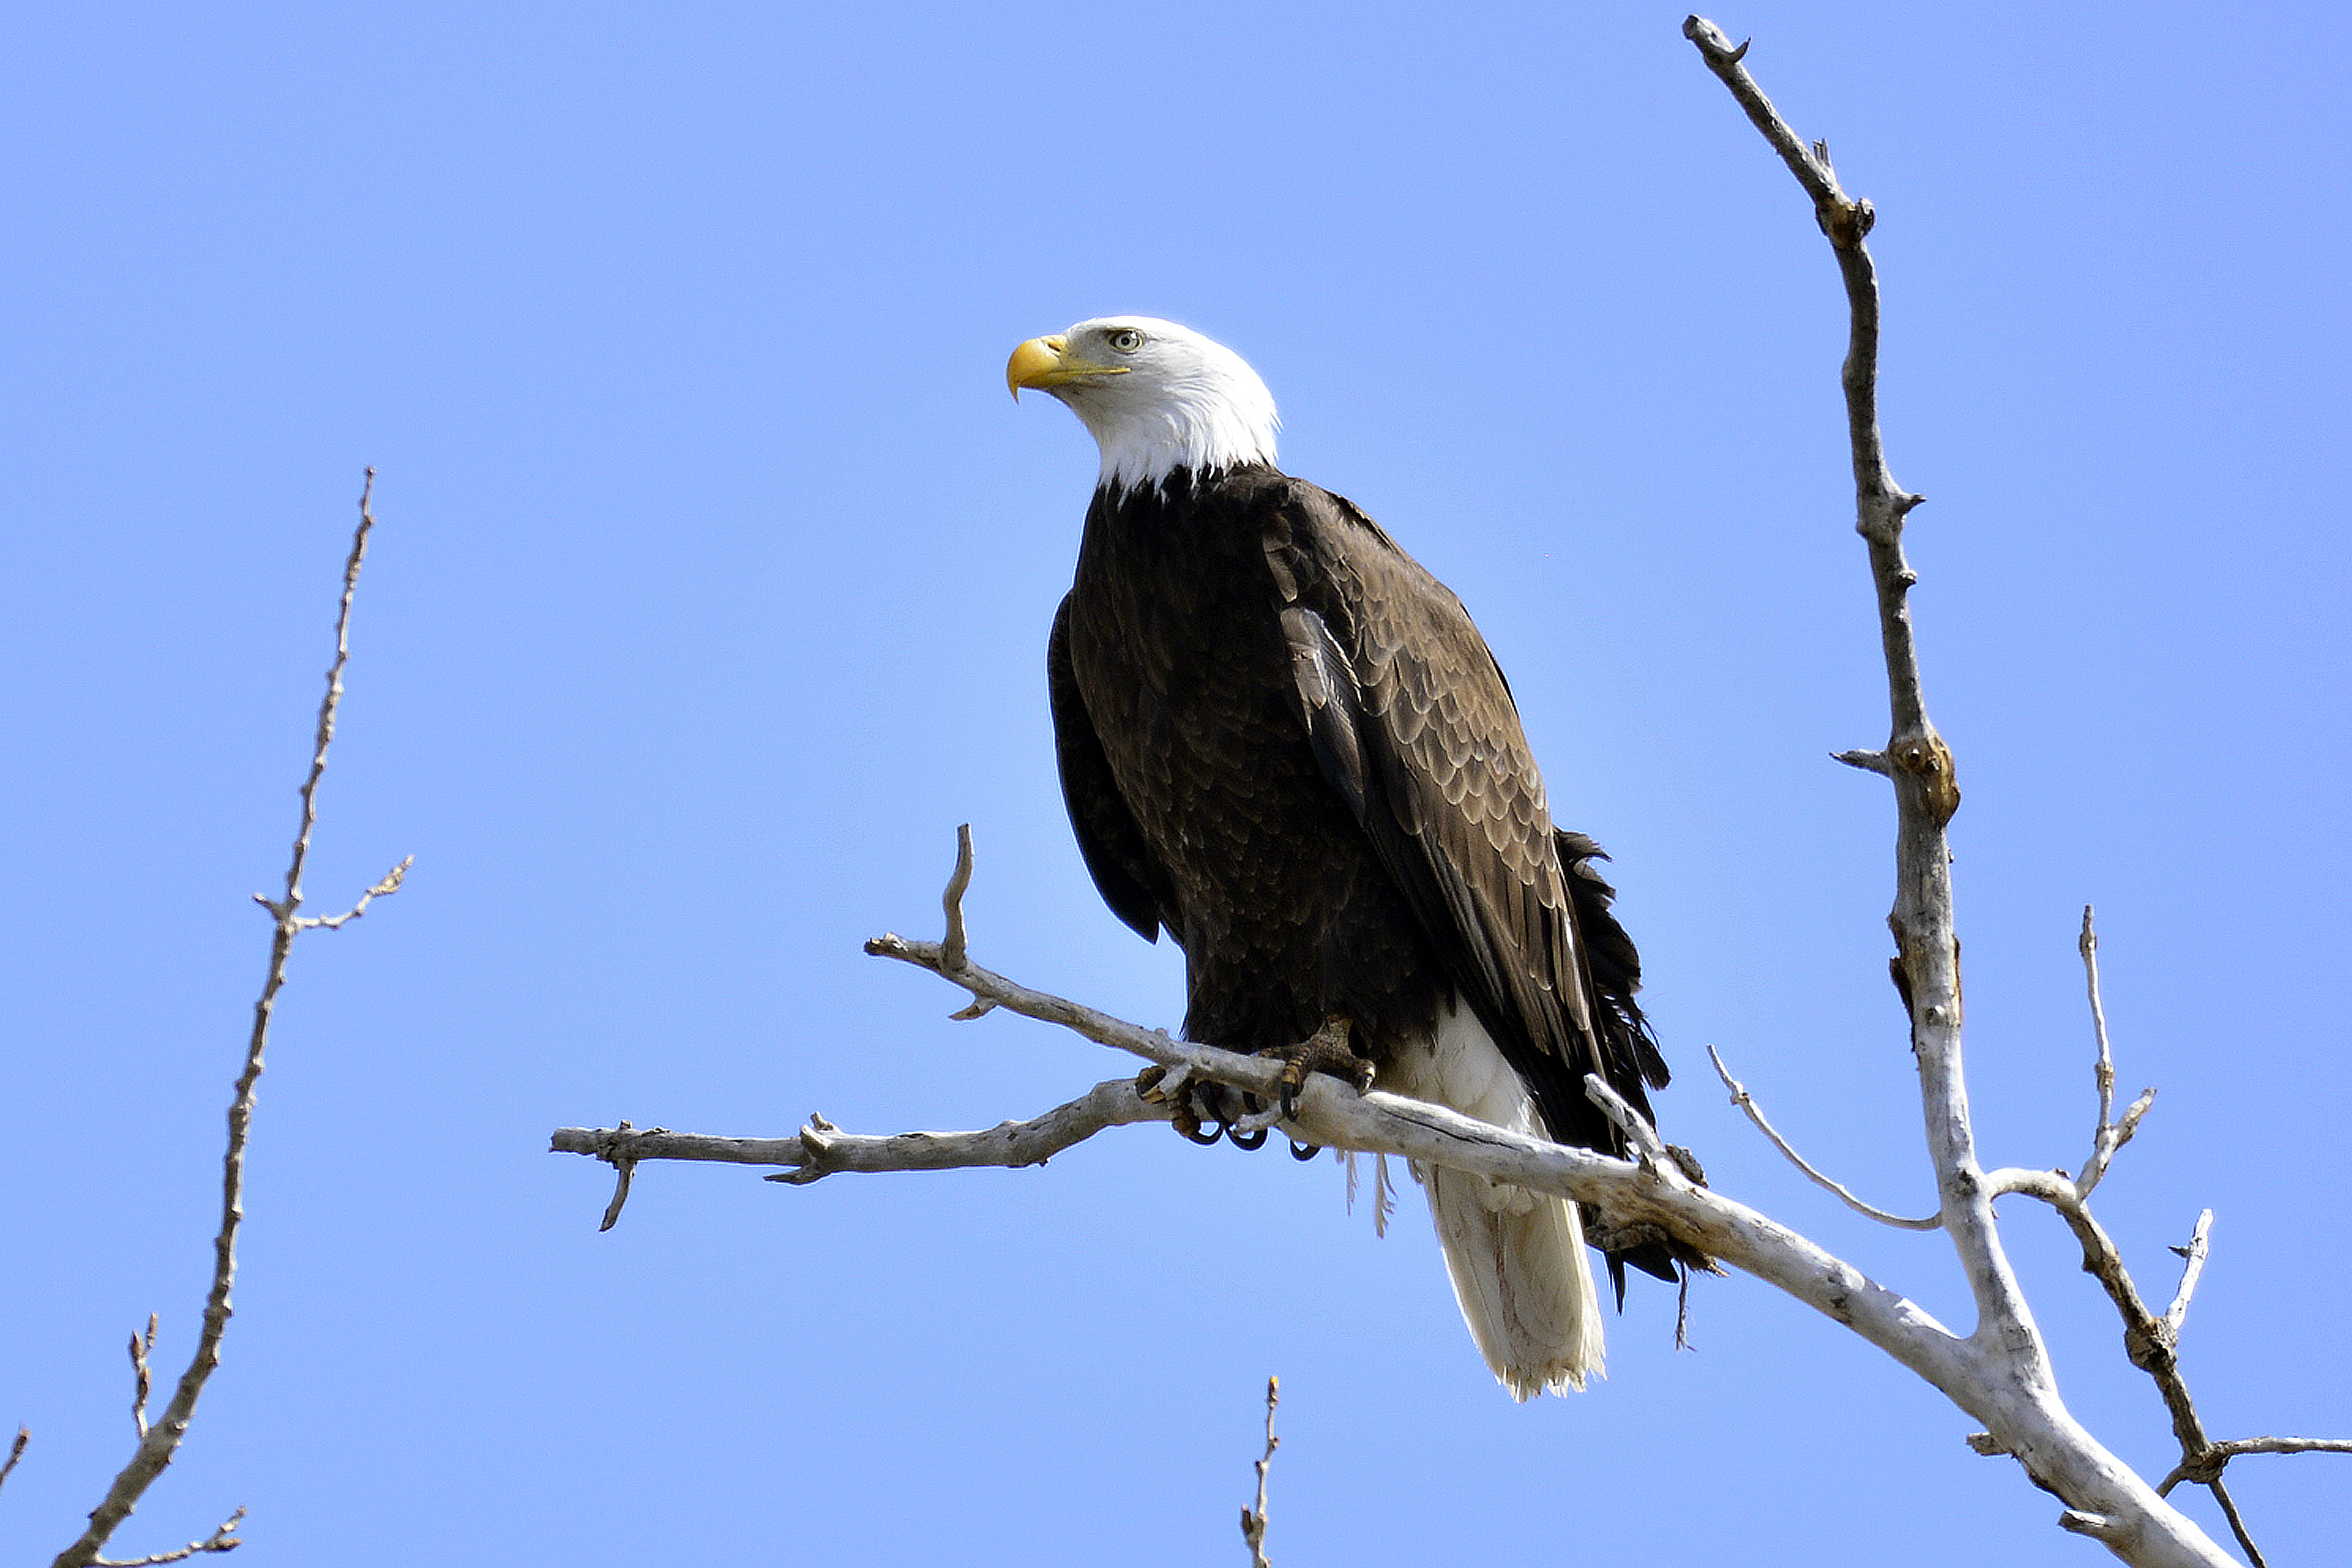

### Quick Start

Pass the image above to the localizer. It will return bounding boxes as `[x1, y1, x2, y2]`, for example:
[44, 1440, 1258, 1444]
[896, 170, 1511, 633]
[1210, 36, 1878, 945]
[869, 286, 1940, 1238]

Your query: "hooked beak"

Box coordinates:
[1006, 334, 1128, 399]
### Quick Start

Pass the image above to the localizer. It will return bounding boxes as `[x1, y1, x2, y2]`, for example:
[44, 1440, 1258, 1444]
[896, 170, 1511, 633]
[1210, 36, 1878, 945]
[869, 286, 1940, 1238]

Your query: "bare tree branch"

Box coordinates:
[1239, 1376, 1279, 1568]
[551, 1075, 1179, 1204]
[0, 1427, 27, 1499]
[1680, 18, 2266, 1565]
[2075, 907, 2155, 1200]
[128, 1316, 157, 1441]
[88, 1510, 246, 1567]
[864, 930, 1204, 1076]
[1581, 1071, 1667, 1165]
[283, 856, 413, 933]
[940, 821, 975, 976]
[1707, 1043, 1941, 1230]
[563, 857, 2008, 1431]
[2159, 1438, 2352, 1495]
[52, 472, 404, 1568]
[2206, 1483, 2266, 1568]
[1979, 1052, 2332, 1568]
[1980, 1171, 2215, 1443]
[2163, 1211, 2213, 1339]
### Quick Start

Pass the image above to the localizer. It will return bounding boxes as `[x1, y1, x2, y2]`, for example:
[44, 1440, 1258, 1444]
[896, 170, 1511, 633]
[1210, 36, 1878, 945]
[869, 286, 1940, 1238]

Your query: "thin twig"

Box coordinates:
[2206, 1479, 2266, 1568]
[0, 1426, 27, 1498]
[2075, 908, 2154, 1199]
[2082, 908, 2115, 1146]
[772, 1077, 1177, 1183]
[289, 857, 413, 932]
[89, 1509, 244, 1567]
[129, 1315, 157, 1440]
[1582, 1072, 1666, 1164]
[2161, 1211, 2213, 1339]
[597, 1122, 641, 1232]
[928, 826, 992, 1019]
[1707, 1045, 1940, 1229]
[1239, 1376, 1279, 1568]
[867, 928, 1237, 1078]
[553, 1076, 1179, 1192]
[2158, 1437, 2352, 1494]
[54, 472, 398, 1568]
[941, 823, 975, 974]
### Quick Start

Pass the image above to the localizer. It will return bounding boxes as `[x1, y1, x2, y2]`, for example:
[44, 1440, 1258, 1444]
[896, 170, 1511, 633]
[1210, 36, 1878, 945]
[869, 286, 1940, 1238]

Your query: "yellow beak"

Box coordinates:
[1006, 334, 1127, 399]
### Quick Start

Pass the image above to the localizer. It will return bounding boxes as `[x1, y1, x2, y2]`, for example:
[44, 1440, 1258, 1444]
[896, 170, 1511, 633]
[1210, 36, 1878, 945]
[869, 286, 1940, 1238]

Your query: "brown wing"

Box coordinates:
[1049, 595, 1171, 943]
[1264, 480, 1665, 1164]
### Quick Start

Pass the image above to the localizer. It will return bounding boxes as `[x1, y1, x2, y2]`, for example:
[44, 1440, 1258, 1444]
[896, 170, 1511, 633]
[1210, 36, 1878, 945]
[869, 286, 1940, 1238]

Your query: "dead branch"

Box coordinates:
[1681, 17, 2253, 1565]
[88, 1509, 246, 1567]
[1707, 1044, 1940, 1230]
[1240, 1376, 1279, 1568]
[550, 1075, 1179, 1220]
[2163, 1211, 2213, 1339]
[940, 821, 975, 976]
[1981, 1172, 2215, 1447]
[2075, 907, 2155, 1200]
[1, 1427, 27, 1499]
[129, 1316, 156, 1441]
[1582, 1071, 1667, 1165]
[52, 472, 406, 1568]
[559, 830, 2001, 1425]
[2158, 1437, 2352, 1495]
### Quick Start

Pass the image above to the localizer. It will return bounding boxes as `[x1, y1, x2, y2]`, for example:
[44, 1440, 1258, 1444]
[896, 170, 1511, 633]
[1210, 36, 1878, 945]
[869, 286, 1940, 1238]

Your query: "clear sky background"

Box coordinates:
[5, 3, 2345, 1563]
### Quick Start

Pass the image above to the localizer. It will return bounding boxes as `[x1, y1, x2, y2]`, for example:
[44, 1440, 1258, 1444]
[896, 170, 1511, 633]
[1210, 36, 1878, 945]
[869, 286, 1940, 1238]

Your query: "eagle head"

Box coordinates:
[1007, 316, 1279, 493]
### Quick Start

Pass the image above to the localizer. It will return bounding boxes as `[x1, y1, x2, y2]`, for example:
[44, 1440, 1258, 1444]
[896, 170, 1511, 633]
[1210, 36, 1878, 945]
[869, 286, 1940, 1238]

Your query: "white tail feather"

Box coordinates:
[1423, 1166, 1603, 1397]
[1382, 1002, 1603, 1397]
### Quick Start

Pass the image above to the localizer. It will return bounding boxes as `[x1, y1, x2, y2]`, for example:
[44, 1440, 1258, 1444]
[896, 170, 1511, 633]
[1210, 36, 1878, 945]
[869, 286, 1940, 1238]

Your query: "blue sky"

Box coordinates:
[5, 2, 2345, 1562]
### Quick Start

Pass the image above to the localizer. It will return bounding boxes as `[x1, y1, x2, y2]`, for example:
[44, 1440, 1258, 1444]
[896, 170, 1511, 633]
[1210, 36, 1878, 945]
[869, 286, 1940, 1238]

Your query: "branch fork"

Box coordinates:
[1674, 20, 2345, 1563]
[51, 472, 402, 1568]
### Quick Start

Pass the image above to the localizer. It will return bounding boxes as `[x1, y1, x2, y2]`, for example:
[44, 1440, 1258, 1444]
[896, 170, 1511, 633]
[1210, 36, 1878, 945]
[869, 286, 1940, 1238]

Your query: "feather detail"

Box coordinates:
[1385, 1001, 1604, 1397]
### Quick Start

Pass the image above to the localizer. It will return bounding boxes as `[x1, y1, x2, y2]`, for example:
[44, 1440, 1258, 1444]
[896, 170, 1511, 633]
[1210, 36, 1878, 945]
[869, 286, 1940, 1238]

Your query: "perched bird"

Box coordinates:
[1009, 316, 1671, 1397]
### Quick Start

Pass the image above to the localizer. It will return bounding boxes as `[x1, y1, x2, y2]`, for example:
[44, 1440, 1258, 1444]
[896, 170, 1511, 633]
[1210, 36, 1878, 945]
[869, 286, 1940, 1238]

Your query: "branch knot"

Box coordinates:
[1820, 196, 1875, 248]
[1887, 731, 1961, 825]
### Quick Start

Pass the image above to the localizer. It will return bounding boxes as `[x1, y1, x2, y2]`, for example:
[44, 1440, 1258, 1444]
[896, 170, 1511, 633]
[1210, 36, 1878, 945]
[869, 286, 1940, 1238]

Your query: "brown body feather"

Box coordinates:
[1049, 464, 1671, 1288]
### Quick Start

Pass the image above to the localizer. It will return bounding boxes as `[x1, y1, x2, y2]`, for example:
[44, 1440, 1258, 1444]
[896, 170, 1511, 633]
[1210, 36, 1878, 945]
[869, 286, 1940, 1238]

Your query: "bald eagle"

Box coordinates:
[1009, 317, 1671, 1397]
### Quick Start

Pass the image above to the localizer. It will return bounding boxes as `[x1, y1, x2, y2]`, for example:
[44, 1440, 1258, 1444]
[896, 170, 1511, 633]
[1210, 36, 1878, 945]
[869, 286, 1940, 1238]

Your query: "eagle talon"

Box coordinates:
[1250, 1015, 1369, 1120]
[1171, 1102, 1226, 1146]
[1137, 1062, 1203, 1107]
[1169, 1076, 1259, 1147]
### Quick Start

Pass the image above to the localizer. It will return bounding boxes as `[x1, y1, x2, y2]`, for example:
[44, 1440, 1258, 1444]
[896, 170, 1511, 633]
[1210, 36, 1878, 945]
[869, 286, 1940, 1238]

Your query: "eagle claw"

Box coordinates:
[1145, 1018, 1370, 1151]
[1259, 1015, 1373, 1120]
[1173, 1107, 1227, 1146]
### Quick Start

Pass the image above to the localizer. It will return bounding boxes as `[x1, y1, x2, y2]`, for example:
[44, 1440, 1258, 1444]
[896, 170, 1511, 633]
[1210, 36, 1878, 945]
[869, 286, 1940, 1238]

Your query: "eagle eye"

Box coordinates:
[1106, 327, 1145, 353]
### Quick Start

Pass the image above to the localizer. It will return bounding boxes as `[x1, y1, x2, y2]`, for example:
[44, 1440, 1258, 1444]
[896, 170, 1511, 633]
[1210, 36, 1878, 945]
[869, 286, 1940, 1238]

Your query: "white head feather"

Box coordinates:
[1016, 316, 1280, 493]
